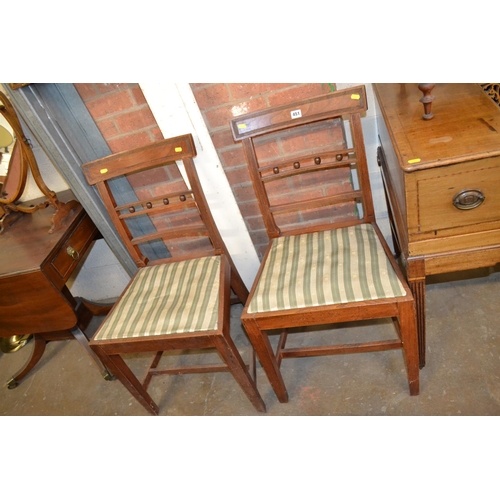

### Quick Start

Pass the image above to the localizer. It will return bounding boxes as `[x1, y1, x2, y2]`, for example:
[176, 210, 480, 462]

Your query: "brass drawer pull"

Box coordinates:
[452, 189, 485, 210]
[66, 246, 80, 260]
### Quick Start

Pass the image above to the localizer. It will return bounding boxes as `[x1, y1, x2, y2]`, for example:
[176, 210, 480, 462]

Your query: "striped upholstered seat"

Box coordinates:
[95, 256, 221, 341]
[247, 224, 406, 314]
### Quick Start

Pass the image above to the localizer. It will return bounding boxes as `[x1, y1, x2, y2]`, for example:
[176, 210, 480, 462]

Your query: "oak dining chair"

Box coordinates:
[230, 85, 420, 403]
[82, 134, 265, 415]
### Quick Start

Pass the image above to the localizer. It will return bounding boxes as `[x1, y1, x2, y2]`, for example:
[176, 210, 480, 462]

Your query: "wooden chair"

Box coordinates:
[82, 134, 265, 415]
[230, 85, 420, 403]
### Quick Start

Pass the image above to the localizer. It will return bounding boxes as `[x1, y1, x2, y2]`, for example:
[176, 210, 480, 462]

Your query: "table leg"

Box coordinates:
[6, 334, 47, 389]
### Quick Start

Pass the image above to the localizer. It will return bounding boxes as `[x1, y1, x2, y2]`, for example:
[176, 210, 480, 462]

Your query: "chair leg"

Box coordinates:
[213, 333, 266, 412]
[71, 326, 114, 381]
[241, 318, 289, 403]
[397, 301, 420, 396]
[92, 346, 160, 416]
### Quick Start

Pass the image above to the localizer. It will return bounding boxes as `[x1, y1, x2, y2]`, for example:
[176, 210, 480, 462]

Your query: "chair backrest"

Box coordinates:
[230, 85, 375, 239]
[82, 134, 230, 268]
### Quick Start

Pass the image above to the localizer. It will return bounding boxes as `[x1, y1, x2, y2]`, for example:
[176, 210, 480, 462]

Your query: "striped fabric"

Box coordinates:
[94, 256, 221, 341]
[247, 224, 406, 314]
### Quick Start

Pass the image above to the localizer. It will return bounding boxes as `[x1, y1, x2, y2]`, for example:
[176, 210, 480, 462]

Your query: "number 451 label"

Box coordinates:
[291, 109, 302, 119]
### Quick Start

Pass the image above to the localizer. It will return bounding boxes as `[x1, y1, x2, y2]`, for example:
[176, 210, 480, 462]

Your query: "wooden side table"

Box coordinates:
[374, 83, 500, 367]
[0, 191, 113, 387]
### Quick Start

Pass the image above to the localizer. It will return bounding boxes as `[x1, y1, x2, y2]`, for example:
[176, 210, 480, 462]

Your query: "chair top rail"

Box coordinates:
[230, 86, 367, 141]
[83, 134, 196, 185]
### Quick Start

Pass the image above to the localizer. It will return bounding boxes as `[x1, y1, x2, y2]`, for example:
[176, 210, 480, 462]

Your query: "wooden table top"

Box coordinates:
[373, 83, 500, 172]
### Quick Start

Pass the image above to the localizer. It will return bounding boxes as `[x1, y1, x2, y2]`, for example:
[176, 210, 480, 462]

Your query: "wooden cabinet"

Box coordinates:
[374, 83, 500, 367]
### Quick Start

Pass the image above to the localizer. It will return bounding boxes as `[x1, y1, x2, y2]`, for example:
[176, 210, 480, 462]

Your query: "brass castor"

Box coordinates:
[102, 370, 116, 381]
[7, 378, 19, 390]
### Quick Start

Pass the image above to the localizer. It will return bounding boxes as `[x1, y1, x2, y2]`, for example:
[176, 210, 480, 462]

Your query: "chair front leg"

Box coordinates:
[397, 301, 420, 396]
[92, 346, 159, 416]
[242, 318, 289, 403]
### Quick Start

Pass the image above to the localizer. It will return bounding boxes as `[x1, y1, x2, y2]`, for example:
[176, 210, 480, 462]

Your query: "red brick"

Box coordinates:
[95, 118, 119, 139]
[74, 83, 99, 100]
[238, 200, 262, 219]
[192, 84, 230, 110]
[228, 83, 292, 100]
[168, 237, 214, 258]
[204, 96, 267, 128]
[233, 184, 259, 203]
[203, 106, 234, 129]
[210, 129, 237, 150]
[85, 90, 135, 119]
[229, 96, 268, 117]
[150, 127, 164, 142]
[224, 165, 252, 186]
[95, 83, 133, 94]
[128, 167, 170, 188]
[131, 86, 148, 105]
[253, 138, 284, 163]
[107, 131, 153, 153]
[114, 107, 158, 133]
[267, 84, 328, 107]
[220, 146, 247, 169]
[246, 215, 267, 231]
[274, 212, 304, 228]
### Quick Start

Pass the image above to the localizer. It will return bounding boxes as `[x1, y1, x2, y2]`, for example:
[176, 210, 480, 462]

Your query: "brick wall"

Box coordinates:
[75, 83, 346, 259]
[190, 83, 343, 257]
[74, 83, 163, 153]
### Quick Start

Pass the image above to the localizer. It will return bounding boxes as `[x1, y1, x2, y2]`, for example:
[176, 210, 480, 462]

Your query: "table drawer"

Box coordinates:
[411, 156, 500, 235]
[50, 214, 96, 282]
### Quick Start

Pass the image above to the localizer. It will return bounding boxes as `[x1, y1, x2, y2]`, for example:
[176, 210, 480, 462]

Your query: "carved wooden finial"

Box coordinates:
[418, 83, 436, 120]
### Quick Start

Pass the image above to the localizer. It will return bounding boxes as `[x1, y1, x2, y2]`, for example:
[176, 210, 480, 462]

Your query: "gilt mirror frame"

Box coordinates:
[0, 89, 78, 233]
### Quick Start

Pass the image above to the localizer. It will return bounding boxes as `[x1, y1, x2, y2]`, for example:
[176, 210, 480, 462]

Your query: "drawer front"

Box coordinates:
[411, 156, 500, 235]
[50, 214, 96, 282]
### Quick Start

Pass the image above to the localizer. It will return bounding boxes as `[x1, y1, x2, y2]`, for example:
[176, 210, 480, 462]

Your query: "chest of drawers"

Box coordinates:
[374, 83, 500, 366]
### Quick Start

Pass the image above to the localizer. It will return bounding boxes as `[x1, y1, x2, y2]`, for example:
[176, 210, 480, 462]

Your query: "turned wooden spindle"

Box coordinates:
[418, 83, 436, 120]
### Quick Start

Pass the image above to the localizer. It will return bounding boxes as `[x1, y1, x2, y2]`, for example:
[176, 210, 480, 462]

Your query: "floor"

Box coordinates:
[2, 268, 500, 417]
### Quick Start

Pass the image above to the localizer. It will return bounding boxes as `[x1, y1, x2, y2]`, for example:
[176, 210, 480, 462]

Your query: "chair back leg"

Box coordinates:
[213, 333, 266, 412]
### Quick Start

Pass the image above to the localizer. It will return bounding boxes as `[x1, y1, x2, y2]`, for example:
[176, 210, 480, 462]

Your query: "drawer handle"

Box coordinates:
[452, 189, 485, 210]
[66, 246, 80, 260]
